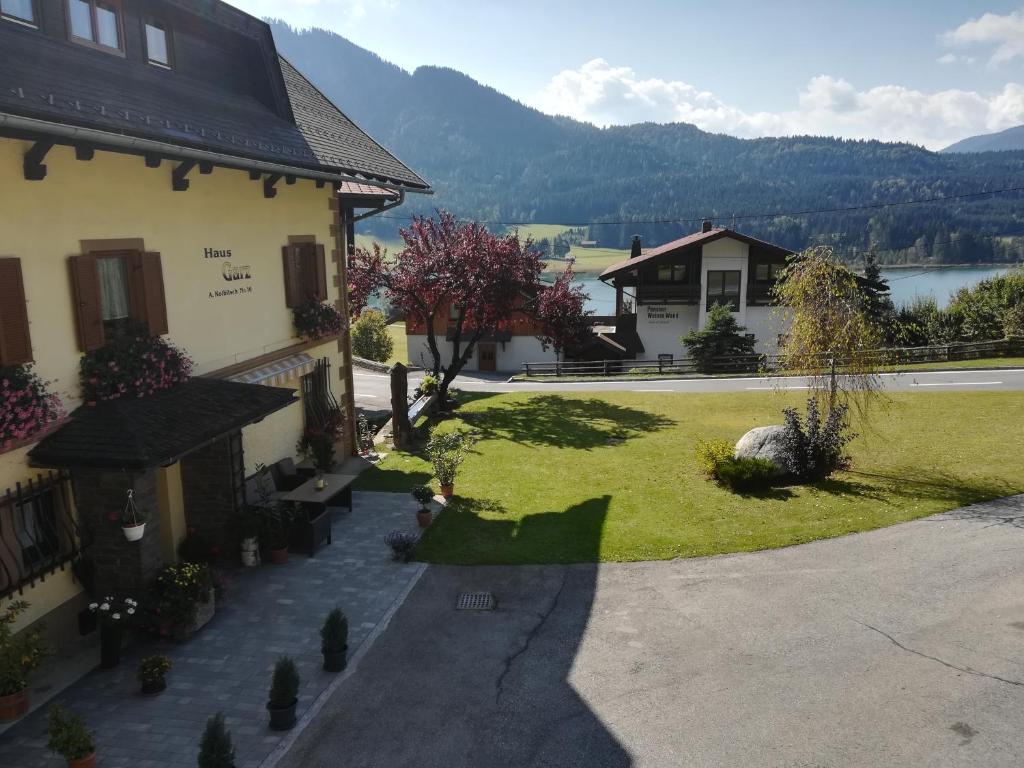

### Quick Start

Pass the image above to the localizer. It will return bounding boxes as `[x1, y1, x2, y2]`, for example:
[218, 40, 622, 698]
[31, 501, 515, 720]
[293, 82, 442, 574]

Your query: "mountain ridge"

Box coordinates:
[942, 125, 1024, 154]
[269, 22, 1024, 265]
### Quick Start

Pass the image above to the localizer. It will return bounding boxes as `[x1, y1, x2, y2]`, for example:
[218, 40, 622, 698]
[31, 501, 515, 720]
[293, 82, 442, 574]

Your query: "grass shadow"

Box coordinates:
[354, 465, 432, 493]
[847, 467, 1023, 509]
[418, 494, 615, 565]
[457, 393, 675, 450]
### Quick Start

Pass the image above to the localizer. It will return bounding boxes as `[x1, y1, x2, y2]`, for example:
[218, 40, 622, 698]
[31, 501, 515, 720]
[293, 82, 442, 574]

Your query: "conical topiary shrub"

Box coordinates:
[198, 712, 235, 768]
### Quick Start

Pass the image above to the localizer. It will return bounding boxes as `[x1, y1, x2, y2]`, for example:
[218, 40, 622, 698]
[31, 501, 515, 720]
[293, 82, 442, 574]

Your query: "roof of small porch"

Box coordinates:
[29, 378, 297, 471]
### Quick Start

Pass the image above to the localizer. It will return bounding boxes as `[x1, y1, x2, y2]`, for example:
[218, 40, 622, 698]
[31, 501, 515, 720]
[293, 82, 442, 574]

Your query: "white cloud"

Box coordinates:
[942, 8, 1024, 65]
[533, 59, 1024, 150]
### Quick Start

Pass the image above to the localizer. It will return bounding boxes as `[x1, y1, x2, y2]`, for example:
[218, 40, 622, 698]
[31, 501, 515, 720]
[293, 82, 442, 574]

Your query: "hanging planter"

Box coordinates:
[120, 490, 148, 542]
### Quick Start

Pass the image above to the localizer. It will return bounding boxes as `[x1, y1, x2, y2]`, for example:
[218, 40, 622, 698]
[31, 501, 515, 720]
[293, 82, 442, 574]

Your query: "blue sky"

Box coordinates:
[230, 0, 1024, 149]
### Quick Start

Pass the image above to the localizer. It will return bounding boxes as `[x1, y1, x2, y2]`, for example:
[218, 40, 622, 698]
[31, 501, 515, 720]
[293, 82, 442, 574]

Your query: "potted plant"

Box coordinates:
[383, 530, 418, 563]
[426, 429, 474, 498]
[412, 485, 434, 527]
[120, 489, 148, 542]
[320, 609, 348, 673]
[199, 712, 236, 768]
[0, 600, 48, 722]
[145, 563, 214, 642]
[137, 654, 173, 696]
[266, 656, 300, 731]
[47, 705, 96, 768]
[90, 596, 137, 669]
[259, 503, 293, 565]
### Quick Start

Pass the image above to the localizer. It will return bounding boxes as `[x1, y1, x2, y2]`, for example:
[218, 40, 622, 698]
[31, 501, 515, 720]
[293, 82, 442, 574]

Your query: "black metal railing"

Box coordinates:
[0, 471, 89, 600]
[301, 357, 341, 429]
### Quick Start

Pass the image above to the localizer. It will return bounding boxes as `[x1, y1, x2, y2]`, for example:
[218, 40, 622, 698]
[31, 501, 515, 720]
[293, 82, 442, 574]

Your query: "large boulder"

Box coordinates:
[734, 425, 790, 476]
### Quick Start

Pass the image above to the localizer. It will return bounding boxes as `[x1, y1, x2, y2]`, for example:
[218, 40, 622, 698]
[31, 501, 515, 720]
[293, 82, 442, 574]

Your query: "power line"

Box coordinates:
[373, 183, 1024, 229]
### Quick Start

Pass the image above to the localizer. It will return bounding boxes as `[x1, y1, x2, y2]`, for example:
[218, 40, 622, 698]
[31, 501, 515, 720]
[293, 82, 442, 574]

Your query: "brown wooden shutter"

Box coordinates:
[0, 258, 33, 365]
[282, 245, 303, 308]
[127, 252, 148, 328]
[312, 244, 328, 301]
[68, 255, 105, 351]
[140, 252, 168, 335]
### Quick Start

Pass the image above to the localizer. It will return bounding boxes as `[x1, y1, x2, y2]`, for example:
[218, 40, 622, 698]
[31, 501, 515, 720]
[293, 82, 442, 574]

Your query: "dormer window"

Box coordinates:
[68, 0, 123, 53]
[1, 0, 36, 26]
[145, 18, 172, 68]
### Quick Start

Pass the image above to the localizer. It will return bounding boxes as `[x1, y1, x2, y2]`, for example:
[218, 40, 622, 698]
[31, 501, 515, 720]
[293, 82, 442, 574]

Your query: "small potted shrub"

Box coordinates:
[137, 654, 173, 696]
[0, 600, 48, 721]
[320, 609, 348, 673]
[426, 429, 474, 498]
[47, 705, 96, 768]
[198, 712, 236, 768]
[412, 485, 434, 527]
[145, 563, 214, 642]
[266, 656, 300, 731]
[383, 530, 418, 563]
[259, 504, 293, 565]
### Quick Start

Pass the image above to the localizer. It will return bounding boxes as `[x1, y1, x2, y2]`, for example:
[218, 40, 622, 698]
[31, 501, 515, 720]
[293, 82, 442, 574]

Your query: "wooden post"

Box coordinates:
[391, 363, 412, 449]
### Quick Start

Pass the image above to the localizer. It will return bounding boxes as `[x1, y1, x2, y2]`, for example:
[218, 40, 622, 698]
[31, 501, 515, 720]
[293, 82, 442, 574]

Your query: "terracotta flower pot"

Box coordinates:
[0, 687, 29, 722]
[267, 698, 297, 731]
[268, 547, 289, 565]
[440, 483, 454, 499]
[416, 509, 432, 527]
[68, 753, 97, 768]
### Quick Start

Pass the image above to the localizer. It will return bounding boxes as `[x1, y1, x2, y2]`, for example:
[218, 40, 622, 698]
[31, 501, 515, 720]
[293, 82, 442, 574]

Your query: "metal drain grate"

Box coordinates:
[456, 591, 496, 611]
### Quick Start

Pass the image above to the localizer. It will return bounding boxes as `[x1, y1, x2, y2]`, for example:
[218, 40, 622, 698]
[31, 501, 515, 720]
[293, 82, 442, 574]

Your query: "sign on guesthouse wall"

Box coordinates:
[204, 247, 253, 299]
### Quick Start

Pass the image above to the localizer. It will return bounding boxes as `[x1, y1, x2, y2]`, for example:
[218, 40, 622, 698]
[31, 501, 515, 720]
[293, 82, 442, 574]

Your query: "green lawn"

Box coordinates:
[386, 322, 408, 366]
[564, 245, 630, 274]
[356, 391, 1024, 564]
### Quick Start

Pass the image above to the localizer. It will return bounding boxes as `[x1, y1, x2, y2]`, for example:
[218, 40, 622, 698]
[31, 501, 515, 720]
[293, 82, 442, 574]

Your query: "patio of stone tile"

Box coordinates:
[0, 491, 427, 768]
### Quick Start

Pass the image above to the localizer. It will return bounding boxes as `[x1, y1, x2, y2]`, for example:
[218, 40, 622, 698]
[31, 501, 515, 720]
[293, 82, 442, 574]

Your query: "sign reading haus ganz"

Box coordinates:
[205, 247, 253, 298]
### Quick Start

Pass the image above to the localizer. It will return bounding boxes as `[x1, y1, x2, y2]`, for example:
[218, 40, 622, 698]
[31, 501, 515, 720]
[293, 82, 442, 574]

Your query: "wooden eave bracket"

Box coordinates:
[74, 144, 95, 161]
[263, 173, 282, 199]
[172, 160, 197, 192]
[23, 139, 55, 181]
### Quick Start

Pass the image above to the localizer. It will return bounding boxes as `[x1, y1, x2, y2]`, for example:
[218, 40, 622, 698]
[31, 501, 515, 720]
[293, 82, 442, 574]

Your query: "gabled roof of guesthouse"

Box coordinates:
[0, 2, 429, 193]
[599, 227, 794, 281]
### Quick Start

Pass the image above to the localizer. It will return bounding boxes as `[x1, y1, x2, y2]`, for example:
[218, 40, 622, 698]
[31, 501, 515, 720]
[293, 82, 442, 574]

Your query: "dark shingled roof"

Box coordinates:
[29, 378, 297, 470]
[600, 228, 793, 280]
[0, 21, 428, 191]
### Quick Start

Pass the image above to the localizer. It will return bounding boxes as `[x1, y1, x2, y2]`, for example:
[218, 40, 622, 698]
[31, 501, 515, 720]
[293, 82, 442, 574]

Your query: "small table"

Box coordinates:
[282, 474, 358, 555]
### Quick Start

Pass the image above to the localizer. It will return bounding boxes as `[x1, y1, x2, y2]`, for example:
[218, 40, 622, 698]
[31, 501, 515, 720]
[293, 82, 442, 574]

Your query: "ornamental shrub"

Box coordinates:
[145, 562, 214, 638]
[293, 299, 342, 341]
[0, 363, 64, 449]
[320, 609, 348, 652]
[0, 600, 48, 696]
[680, 304, 759, 373]
[47, 705, 94, 761]
[79, 331, 192, 404]
[713, 457, 778, 493]
[694, 438, 735, 479]
[269, 657, 300, 706]
[779, 397, 855, 482]
[351, 309, 394, 362]
[426, 428, 475, 486]
[198, 712, 235, 768]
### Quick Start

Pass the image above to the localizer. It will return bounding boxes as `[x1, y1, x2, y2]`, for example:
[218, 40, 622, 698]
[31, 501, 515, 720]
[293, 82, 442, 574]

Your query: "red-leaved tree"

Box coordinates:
[536, 267, 593, 359]
[349, 212, 591, 397]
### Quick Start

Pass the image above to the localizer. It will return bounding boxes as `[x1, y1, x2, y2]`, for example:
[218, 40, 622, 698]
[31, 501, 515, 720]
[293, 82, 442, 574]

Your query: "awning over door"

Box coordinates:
[227, 353, 316, 386]
[29, 378, 298, 470]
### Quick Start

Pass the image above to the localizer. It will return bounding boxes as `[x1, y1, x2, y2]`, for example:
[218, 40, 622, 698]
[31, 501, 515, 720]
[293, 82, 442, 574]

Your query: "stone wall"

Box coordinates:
[73, 469, 164, 599]
[179, 432, 244, 555]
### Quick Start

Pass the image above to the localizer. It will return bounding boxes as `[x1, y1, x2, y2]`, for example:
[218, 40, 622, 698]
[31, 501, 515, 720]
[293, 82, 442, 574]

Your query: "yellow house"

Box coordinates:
[0, 0, 429, 640]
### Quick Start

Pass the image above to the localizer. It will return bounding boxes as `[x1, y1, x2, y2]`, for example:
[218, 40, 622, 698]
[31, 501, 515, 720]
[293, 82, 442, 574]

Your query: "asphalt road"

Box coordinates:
[353, 367, 1024, 411]
[280, 495, 1024, 768]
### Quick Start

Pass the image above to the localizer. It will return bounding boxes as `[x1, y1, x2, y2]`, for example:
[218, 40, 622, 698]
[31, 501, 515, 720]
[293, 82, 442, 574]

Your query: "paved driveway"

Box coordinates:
[281, 494, 1024, 768]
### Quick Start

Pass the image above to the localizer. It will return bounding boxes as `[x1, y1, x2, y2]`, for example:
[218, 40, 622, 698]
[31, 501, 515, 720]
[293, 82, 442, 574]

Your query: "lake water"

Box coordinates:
[573, 266, 1015, 315]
